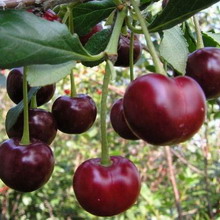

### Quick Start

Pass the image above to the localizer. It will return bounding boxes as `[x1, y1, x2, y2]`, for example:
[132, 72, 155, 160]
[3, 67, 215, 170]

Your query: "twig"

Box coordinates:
[170, 148, 205, 175]
[0, 0, 85, 10]
[204, 123, 214, 219]
[165, 146, 183, 220]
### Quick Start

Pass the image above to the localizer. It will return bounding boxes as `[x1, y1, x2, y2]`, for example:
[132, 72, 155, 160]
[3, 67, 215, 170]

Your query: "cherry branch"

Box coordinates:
[0, 0, 85, 10]
[165, 146, 183, 220]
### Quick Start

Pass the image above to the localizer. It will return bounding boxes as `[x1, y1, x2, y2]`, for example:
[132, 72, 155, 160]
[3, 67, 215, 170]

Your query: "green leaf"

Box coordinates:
[182, 22, 197, 53]
[26, 61, 76, 87]
[73, 0, 116, 36]
[203, 32, 220, 47]
[5, 87, 40, 132]
[82, 28, 112, 67]
[0, 10, 95, 69]
[159, 26, 189, 74]
[148, 0, 220, 33]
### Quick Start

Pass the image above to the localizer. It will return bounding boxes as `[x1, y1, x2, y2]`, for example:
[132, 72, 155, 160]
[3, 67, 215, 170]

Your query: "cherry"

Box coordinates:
[110, 98, 139, 140]
[73, 156, 141, 217]
[186, 47, 220, 99]
[123, 73, 206, 146]
[0, 138, 54, 192]
[7, 108, 57, 145]
[6, 68, 56, 106]
[52, 94, 97, 134]
[79, 23, 103, 45]
[114, 33, 142, 67]
[27, 8, 61, 22]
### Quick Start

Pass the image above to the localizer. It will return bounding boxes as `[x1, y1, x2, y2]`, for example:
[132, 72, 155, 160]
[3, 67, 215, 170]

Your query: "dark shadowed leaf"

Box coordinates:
[0, 10, 95, 69]
[148, 0, 220, 32]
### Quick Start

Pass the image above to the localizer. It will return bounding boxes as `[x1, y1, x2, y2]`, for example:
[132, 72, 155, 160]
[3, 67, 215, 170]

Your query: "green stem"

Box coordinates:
[68, 6, 74, 34]
[193, 15, 204, 49]
[113, 0, 123, 5]
[129, 30, 135, 81]
[20, 67, 30, 145]
[30, 95, 37, 109]
[105, 7, 127, 62]
[130, 0, 166, 75]
[126, 16, 143, 34]
[100, 60, 114, 166]
[70, 69, 77, 97]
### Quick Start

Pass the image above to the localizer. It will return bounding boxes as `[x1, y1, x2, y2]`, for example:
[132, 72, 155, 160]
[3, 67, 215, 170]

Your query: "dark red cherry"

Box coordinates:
[110, 98, 139, 140]
[7, 108, 57, 145]
[123, 73, 206, 145]
[52, 94, 97, 134]
[79, 23, 103, 45]
[186, 47, 220, 99]
[0, 138, 54, 192]
[73, 156, 141, 217]
[6, 68, 56, 106]
[114, 33, 142, 67]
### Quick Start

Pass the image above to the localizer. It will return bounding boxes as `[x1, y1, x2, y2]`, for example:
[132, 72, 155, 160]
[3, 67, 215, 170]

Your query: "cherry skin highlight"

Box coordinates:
[123, 73, 206, 145]
[7, 108, 57, 145]
[110, 98, 139, 140]
[52, 94, 97, 134]
[186, 47, 220, 99]
[0, 138, 54, 192]
[73, 156, 141, 217]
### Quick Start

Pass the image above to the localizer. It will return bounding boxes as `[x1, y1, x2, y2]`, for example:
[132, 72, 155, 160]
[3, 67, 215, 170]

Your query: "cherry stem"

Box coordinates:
[100, 60, 114, 166]
[20, 67, 30, 145]
[67, 6, 74, 34]
[130, 0, 166, 75]
[193, 15, 204, 49]
[30, 95, 37, 109]
[129, 30, 135, 81]
[70, 69, 77, 97]
[105, 7, 127, 63]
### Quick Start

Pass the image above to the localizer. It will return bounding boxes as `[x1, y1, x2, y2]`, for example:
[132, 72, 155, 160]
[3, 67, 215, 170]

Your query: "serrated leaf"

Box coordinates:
[26, 61, 76, 87]
[149, 0, 220, 33]
[0, 10, 95, 69]
[203, 32, 220, 47]
[82, 28, 112, 67]
[5, 87, 40, 132]
[73, 0, 115, 36]
[159, 26, 189, 74]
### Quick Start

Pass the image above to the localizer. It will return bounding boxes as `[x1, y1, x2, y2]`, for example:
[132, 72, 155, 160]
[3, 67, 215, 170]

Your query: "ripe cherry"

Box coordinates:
[52, 94, 97, 134]
[0, 138, 54, 192]
[123, 73, 206, 145]
[6, 68, 56, 106]
[79, 23, 103, 45]
[110, 98, 139, 140]
[114, 33, 142, 67]
[186, 47, 220, 99]
[7, 108, 57, 145]
[73, 156, 141, 217]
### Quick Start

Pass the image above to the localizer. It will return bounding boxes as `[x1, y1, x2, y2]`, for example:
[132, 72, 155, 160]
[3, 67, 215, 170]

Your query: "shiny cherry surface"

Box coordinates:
[73, 156, 141, 217]
[110, 98, 139, 140]
[186, 47, 220, 99]
[114, 34, 142, 67]
[7, 108, 57, 145]
[123, 73, 206, 146]
[52, 94, 97, 134]
[0, 138, 54, 192]
[6, 68, 56, 106]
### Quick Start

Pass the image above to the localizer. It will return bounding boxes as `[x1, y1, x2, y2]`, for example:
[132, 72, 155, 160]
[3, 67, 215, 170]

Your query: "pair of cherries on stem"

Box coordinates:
[111, 47, 220, 145]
